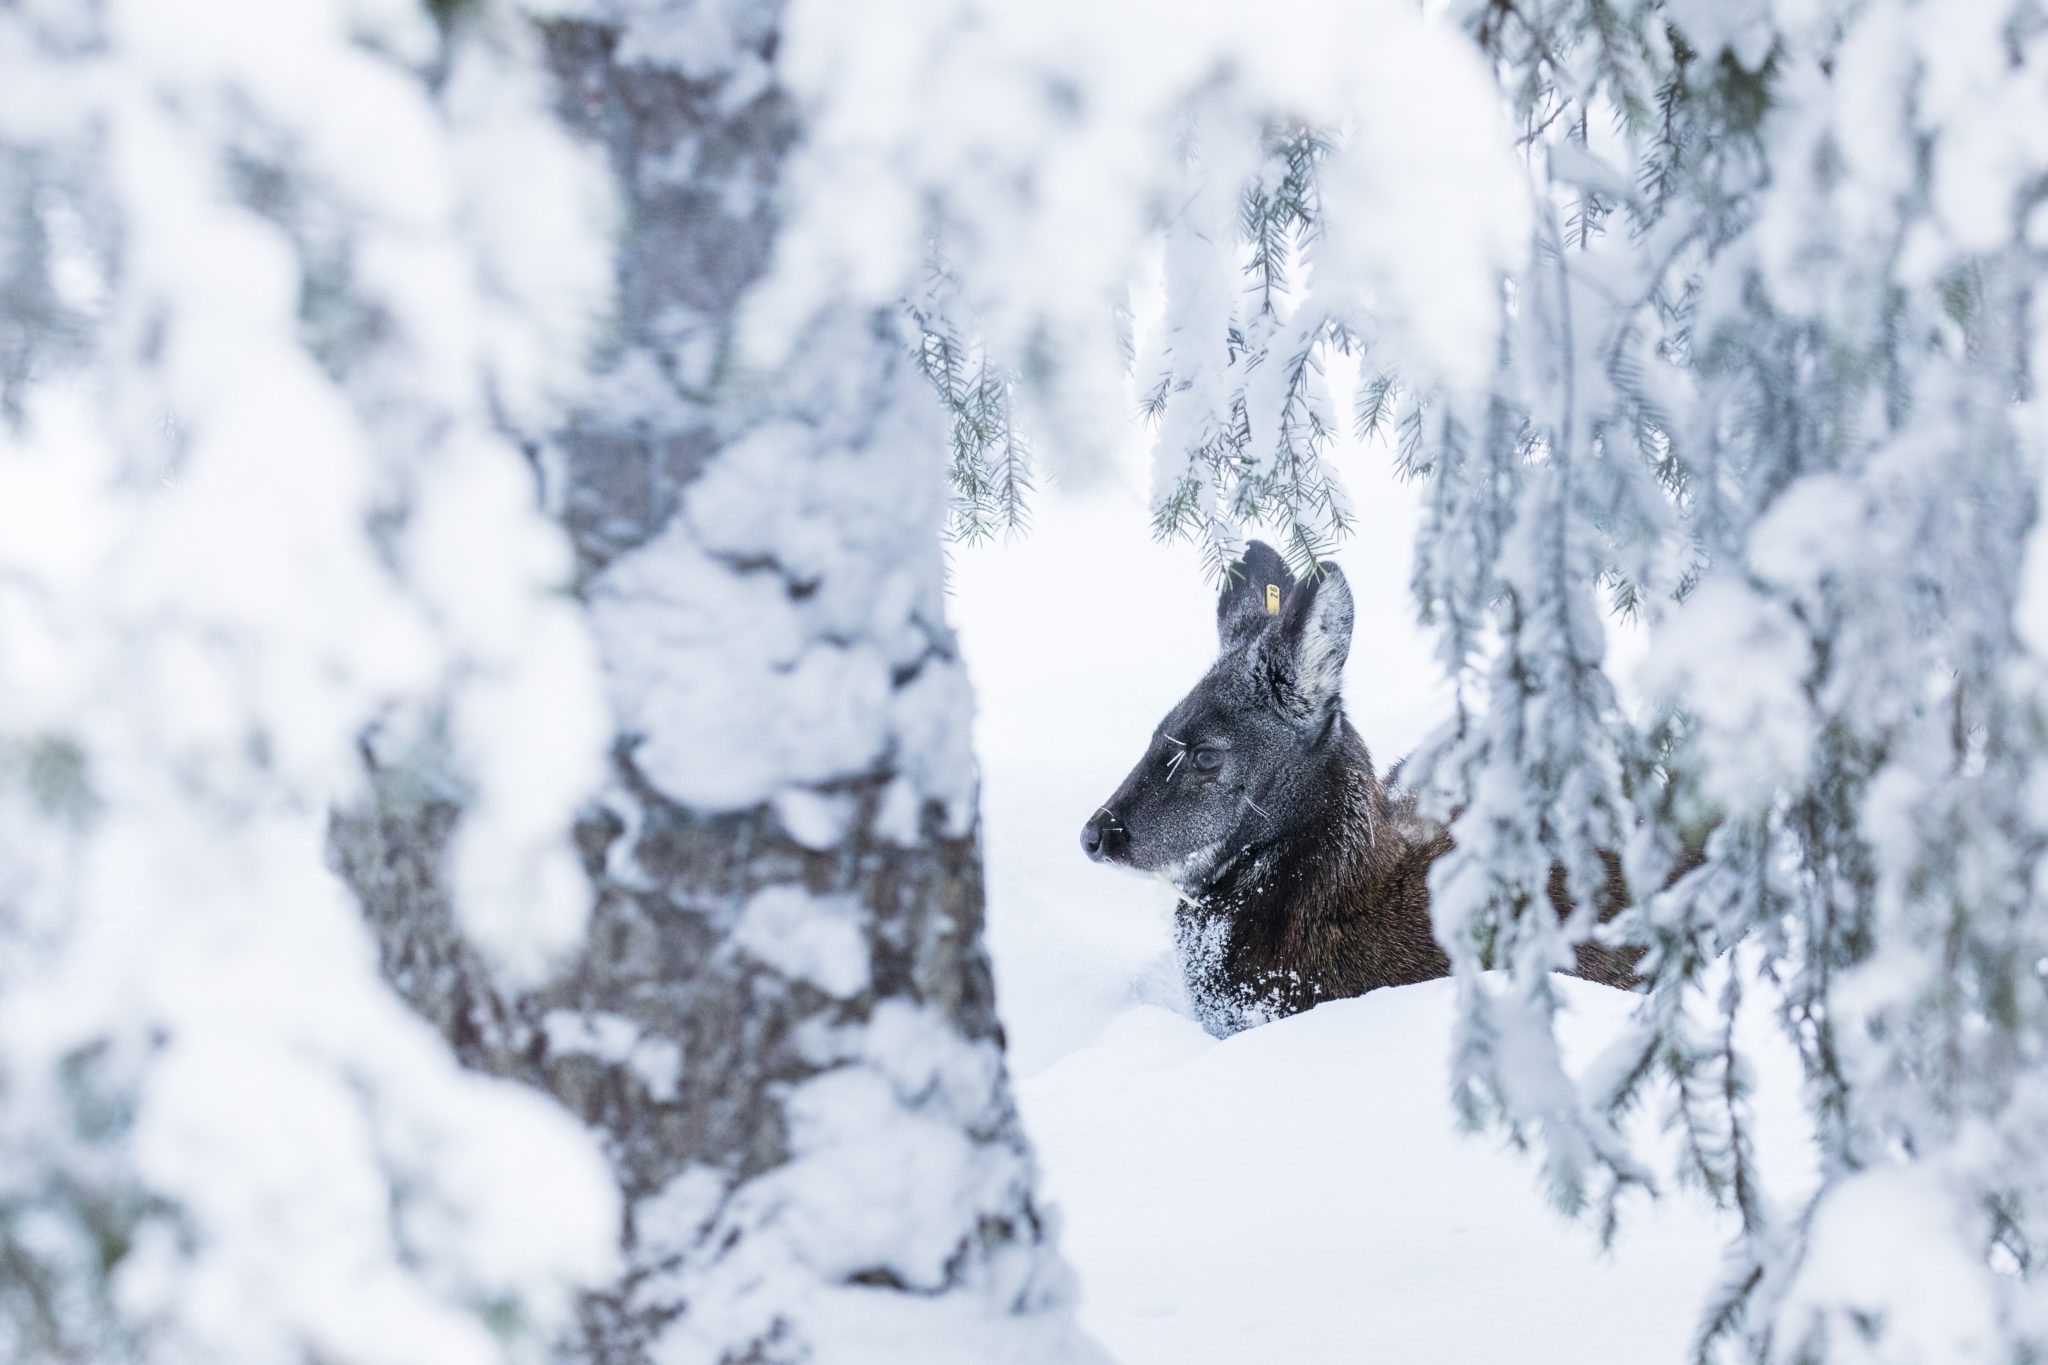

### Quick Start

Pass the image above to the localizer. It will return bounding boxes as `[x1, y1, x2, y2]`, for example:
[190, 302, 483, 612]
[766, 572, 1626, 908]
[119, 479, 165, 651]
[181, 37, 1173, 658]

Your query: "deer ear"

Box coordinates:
[1216, 541, 1297, 650]
[1264, 562, 1353, 715]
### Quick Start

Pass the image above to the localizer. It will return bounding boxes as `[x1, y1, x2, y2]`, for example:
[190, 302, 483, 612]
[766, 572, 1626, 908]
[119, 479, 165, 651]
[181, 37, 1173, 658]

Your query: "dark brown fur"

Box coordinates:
[1173, 718, 1641, 1034]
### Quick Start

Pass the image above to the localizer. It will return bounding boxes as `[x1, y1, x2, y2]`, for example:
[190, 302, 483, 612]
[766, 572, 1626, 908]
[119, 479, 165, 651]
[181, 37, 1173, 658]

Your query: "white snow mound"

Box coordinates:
[1021, 980, 1741, 1365]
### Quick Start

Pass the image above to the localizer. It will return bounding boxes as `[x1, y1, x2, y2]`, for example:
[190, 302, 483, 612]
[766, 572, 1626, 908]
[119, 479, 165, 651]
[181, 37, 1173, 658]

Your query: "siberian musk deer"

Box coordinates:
[1078, 541, 1641, 1037]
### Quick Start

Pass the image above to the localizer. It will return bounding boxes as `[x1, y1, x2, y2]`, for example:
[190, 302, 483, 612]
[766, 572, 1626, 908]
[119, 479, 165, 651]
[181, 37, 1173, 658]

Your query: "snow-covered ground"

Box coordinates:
[952, 445, 1812, 1364]
[1024, 987, 1733, 1364]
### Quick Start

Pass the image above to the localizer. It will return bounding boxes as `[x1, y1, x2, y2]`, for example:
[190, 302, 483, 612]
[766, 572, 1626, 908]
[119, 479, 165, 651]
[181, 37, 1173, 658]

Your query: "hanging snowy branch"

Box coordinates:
[0, 3, 620, 1360]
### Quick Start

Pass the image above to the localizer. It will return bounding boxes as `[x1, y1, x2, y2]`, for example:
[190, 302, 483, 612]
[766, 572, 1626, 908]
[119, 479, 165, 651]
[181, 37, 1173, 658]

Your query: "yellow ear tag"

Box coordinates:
[1265, 583, 1281, 614]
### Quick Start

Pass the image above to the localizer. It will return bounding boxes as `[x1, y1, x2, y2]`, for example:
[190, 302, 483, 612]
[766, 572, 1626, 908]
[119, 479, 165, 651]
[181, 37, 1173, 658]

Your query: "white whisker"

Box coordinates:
[1161, 732, 1187, 747]
[1243, 793, 1273, 823]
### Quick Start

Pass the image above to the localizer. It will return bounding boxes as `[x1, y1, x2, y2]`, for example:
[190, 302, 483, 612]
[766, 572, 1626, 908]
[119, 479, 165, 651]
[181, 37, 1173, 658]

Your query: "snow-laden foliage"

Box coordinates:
[790, 0, 2048, 1358]
[1404, 4, 2048, 1359]
[0, 2, 618, 1359]
[766, 0, 1527, 565]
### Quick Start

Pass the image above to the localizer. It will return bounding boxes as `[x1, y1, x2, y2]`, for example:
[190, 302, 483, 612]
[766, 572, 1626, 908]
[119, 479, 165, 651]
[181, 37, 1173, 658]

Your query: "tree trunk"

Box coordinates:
[333, 9, 1101, 1362]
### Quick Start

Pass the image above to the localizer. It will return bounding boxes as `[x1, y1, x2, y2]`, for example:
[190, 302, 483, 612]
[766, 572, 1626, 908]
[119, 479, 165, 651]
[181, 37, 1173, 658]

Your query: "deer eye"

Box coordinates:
[1191, 746, 1225, 773]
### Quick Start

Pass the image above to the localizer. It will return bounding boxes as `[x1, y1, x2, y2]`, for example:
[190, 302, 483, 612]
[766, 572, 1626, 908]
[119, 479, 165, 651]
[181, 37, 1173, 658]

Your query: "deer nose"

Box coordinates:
[1080, 812, 1121, 862]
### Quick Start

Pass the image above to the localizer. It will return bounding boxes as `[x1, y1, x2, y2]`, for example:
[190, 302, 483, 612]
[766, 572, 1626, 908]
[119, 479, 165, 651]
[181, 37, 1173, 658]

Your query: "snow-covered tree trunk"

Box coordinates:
[337, 8, 1099, 1364]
